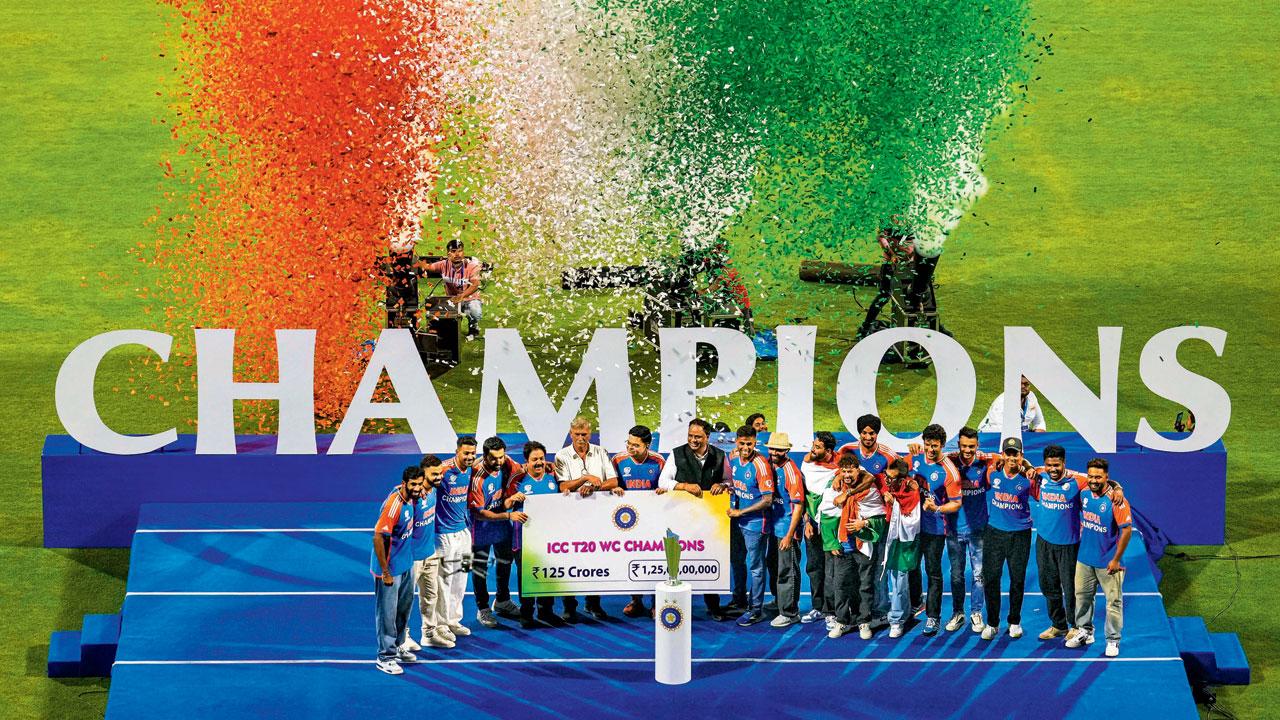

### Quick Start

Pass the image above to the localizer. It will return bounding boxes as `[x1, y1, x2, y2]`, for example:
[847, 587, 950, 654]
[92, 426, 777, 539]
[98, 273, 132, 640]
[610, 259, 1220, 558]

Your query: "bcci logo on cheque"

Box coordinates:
[612, 504, 638, 531]
[659, 604, 683, 631]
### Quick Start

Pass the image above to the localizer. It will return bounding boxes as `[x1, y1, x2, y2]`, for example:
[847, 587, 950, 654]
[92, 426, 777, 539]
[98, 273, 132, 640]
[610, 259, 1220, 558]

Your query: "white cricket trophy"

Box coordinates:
[655, 528, 692, 684]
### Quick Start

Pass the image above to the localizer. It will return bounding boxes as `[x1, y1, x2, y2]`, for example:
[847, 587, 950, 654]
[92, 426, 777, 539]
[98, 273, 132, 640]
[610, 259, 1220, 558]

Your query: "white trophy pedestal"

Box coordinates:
[654, 580, 692, 685]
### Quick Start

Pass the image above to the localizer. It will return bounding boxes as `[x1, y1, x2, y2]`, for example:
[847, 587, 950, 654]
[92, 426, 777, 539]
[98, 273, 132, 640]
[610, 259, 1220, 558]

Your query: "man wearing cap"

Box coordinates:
[764, 433, 806, 626]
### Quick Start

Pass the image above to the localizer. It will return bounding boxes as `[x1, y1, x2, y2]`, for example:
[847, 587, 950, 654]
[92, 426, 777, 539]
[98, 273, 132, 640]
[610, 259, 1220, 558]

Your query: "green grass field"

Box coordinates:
[2, 1, 1279, 717]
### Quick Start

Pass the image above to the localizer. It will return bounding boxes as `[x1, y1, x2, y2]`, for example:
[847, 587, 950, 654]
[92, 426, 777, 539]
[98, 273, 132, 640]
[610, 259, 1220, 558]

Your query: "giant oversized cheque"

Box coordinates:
[519, 491, 731, 596]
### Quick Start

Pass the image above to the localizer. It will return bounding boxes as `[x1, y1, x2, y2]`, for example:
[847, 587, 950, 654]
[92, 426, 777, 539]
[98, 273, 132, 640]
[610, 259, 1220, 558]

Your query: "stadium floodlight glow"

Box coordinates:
[54, 325, 1231, 455]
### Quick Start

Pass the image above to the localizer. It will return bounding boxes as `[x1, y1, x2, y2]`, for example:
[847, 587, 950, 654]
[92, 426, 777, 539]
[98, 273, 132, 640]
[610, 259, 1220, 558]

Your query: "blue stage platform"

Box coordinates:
[100, 502, 1201, 720]
[43, 431, 1225, 547]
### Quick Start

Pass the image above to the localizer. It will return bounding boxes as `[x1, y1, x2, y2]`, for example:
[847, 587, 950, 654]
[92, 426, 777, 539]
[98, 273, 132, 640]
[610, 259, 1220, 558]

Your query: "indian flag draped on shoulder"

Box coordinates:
[884, 479, 923, 572]
[802, 457, 842, 551]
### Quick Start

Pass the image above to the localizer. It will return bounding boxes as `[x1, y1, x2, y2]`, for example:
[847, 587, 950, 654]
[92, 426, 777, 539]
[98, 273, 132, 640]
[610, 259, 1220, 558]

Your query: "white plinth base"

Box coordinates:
[654, 580, 692, 685]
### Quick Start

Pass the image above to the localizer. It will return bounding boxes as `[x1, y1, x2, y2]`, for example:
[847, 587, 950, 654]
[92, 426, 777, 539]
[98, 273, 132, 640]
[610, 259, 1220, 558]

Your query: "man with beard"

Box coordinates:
[373, 466, 430, 675]
[469, 436, 524, 628]
[658, 418, 735, 620]
[506, 441, 565, 629]
[765, 433, 806, 627]
[800, 432, 840, 625]
[1067, 459, 1133, 658]
[402, 455, 450, 652]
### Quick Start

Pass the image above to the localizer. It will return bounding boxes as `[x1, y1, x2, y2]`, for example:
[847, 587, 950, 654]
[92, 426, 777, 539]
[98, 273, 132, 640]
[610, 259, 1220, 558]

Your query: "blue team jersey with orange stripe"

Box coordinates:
[730, 453, 775, 533]
[770, 459, 806, 538]
[613, 451, 664, 490]
[911, 454, 962, 536]
[1031, 469, 1091, 545]
[1079, 489, 1133, 568]
[469, 457, 520, 547]
[435, 459, 473, 535]
[506, 469, 560, 552]
[948, 454, 991, 536]
[986, 466, 1033, 532]
[370, 488, 416, 577]
[838, 442, 897, 476]
[412, 490, 438, 560]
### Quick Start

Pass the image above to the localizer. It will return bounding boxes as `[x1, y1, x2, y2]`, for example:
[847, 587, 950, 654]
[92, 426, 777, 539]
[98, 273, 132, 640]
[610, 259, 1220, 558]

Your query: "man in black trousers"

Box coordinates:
[657, 417, 734, 620]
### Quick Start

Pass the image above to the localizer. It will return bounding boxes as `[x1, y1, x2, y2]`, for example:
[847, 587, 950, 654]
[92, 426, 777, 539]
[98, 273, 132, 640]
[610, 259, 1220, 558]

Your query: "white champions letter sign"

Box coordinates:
[331, 328, 457, 454]
[55, 330, 177, 455]
[658, 327, 757, 450]
[195, 329, 317, 454]
[1135, 326, 1230, 452]
[1003, 327, 1121, 452]
[775, 326, 817, 451]
[476, 328, 635, 452]
[836, 327, 976, 453]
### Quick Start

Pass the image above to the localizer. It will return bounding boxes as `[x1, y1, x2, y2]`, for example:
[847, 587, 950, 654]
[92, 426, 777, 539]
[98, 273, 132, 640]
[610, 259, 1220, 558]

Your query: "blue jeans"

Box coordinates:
[887, 568, 912, 625]
[740, 525, 769, 612]
[946, 531, 985, 616]
[375, 571, 414, 661]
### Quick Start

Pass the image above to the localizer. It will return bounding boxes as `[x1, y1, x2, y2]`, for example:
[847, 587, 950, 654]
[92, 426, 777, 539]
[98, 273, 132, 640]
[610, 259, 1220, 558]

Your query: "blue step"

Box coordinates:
[1207, 633, 1250, 685]
[81, 613, 122, 677]
[1168, 616, 1216, 679]
[47, 630, 82, 678]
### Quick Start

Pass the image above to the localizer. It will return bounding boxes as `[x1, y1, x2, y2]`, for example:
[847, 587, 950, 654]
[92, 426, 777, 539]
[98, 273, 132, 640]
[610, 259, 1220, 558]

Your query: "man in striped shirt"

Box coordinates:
[422, 239, 483, 338]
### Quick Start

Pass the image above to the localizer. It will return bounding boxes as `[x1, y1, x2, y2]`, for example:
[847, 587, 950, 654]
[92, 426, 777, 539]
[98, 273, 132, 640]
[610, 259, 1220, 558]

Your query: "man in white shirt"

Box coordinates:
[553, 416, 621, 620]
[978, 376, 1047, 433]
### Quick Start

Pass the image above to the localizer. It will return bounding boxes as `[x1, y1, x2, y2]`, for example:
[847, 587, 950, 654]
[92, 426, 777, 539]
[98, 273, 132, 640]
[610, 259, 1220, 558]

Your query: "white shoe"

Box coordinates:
[400, 637, 421, 652]
[375, 658, 403, 675]
[449, 623, 471, 637]
[800, 609, 825, 624]
[424, 632, 455, 649]
[970, 612, 984, 633]
[1008, 624, 1024, 639]
[889, 623, 904, 638]
[1065, 629, 1094, 648]
[827, 623, 853, 639]
[980, 625, 997, 641]
[1105, 641, 1120, 657]
[770, 614, 799, 628]
[396, 649, 419, 664]
[858, 622, 873, 640]
[437, 627, 457, 643]
[823, 614, 837, 629]
[944, 613, 966, 632]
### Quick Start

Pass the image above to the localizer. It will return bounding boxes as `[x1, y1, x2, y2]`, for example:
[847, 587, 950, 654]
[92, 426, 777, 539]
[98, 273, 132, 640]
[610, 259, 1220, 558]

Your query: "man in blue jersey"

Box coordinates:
[944, 427, 990, 634]
[980, 437, 1035, 641]
[1067, 458, 1133, 657]
[432, 436, 478, 644]
[507, 441, 566, 629]
[1033, 448, 1125, 642]
[403, 455, 451, 652]
[614, 425, 666, 618]
[727, 425, 775, 626]
[765, 433, 806, 627]
[373, 466, 428, 674]
[912, 424, 963, 636]
[469, 436, 524, 628]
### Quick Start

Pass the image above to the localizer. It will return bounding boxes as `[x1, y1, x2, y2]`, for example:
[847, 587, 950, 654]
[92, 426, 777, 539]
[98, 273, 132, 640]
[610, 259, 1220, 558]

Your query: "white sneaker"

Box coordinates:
[1008, 624, 1024, 639]
[823, 614, 837, 629]
[437, 627, 457, 643]
[858, 622, 873, 640]
[449, 623, 471, 637]
[827, 623, 853, 639]
[396, 649, 419, 664]
[1105, 641, 1120, 657]
[889, 623, 904, 638]
[1065, 629, 1094, 648]
[970, 612, 984, 633]
[800, 609, 825, 624]
[375, 658, 403, 675]
[944, 613, 966, 632]
[424, 632, 455, 649]
[770, 614, 799, 628]
[981, 625, 997, 641]
[400, 637, 421, 652]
